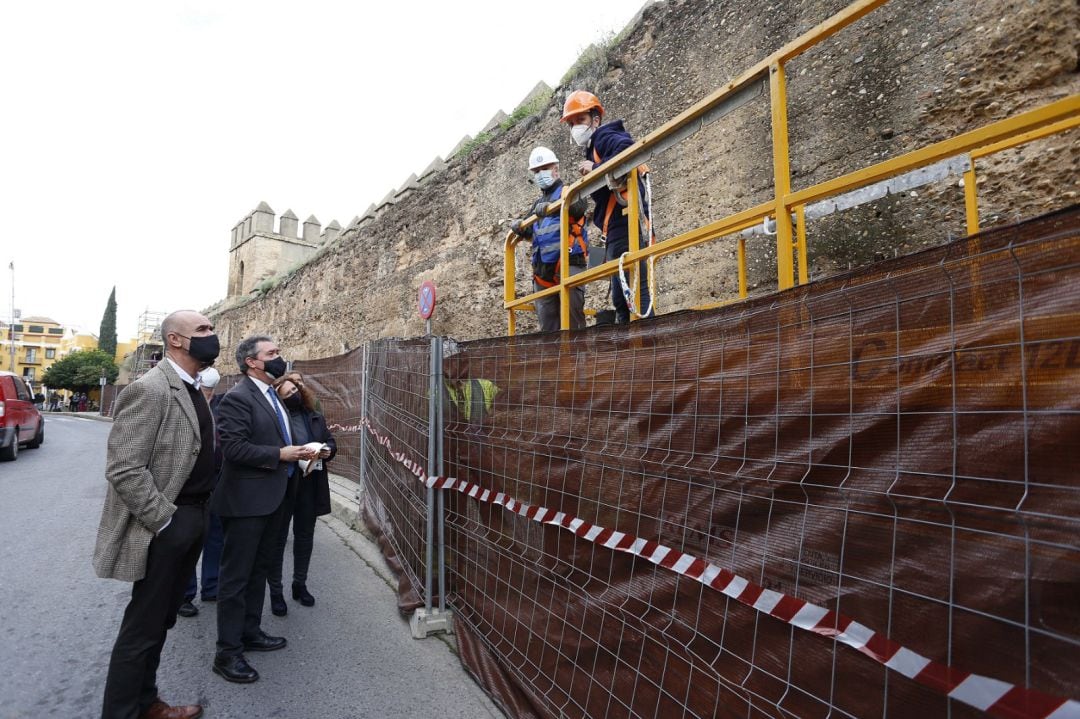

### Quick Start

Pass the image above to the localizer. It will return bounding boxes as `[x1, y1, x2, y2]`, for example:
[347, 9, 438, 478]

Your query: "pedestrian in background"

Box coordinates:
[177, 367, 225, 619]
[94, 309, 221, 719]
[267, 373, 336, 615]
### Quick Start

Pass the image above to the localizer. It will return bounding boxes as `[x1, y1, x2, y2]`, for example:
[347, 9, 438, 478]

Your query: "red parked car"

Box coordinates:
[0, 371, 44, 461]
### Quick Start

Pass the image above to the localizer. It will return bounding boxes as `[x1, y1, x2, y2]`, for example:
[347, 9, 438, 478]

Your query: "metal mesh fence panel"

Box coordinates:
[429, 207, 1080, 718]
[359, 337, 434, 610]
[292, 347, 364, 483]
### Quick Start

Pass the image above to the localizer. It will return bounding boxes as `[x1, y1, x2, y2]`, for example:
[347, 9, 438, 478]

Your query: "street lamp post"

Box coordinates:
[7, 261, 14, 373]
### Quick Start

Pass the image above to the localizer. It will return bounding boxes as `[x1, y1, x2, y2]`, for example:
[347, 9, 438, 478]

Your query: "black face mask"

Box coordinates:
[262, 356, 288, 379]
[282, 393, 303, 412]
[182, 334, 220, 366]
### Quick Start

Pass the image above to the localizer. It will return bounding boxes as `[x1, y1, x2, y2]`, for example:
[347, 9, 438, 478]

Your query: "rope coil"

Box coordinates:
[616, 172, 658, 319]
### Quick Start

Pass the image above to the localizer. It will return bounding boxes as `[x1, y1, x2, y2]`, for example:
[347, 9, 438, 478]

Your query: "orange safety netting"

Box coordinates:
[428, 206, 1080, 718]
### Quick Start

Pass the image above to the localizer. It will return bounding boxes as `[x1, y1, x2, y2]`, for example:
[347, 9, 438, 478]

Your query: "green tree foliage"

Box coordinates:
[41, 349, 119, 392]
[98, 286, 117, 358]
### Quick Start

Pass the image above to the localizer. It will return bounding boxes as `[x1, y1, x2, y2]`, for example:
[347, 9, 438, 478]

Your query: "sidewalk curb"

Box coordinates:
[319, 478, 504, 718]
[322, 474, 396, 592]
[43, 411, 113, 423]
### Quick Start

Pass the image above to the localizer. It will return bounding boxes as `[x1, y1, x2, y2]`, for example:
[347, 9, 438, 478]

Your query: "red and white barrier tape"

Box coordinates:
[361, 417, 1079, 719]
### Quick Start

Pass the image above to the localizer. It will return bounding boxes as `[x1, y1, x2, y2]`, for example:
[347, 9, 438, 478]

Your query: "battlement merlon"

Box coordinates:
[253, 201, 275, 233]
[279, 209, 299, 238]
[303, 215, 321, 243]
[321, 220, 342, 245]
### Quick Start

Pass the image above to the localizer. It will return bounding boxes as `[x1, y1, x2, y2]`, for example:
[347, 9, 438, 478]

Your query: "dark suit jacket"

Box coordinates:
[211, 376, 290, 518]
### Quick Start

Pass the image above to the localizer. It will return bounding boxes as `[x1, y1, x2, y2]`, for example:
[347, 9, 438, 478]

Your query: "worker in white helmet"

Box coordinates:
[510, 146, 590, 331]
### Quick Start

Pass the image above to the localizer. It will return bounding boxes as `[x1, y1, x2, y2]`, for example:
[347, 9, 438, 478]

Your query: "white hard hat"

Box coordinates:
[528, 146, 559, 170]
[199, 367, 221, 389]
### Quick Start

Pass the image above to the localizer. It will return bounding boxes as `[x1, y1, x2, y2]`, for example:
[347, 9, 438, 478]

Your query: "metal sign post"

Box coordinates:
[410, 281, 452, 638]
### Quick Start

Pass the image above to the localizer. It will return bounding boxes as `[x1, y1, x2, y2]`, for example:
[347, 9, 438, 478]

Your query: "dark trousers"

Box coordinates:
[184, 511, 223, 601]
[533, 263, 586, 332]
[268, 478, 318, 592]
[215, 503, 286, 657]
[101, 505, 206, 719]
[606, 238, 653, 324]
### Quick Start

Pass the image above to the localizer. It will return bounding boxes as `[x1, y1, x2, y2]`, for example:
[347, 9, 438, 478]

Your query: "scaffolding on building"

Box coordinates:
[126, 309, 167, 382]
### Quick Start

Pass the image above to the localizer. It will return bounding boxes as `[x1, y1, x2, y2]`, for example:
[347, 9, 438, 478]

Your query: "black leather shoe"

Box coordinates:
[292, 583, 315, 607]
[177, 601, 198, 618]
[269, 592, 287, 616]
[212, 654, 258, 683]
[243, 630, 287, 652]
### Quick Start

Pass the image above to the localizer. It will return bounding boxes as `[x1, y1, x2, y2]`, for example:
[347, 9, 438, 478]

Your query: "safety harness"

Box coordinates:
[594, 148, 657, 318]
[532, 184, 588, 289]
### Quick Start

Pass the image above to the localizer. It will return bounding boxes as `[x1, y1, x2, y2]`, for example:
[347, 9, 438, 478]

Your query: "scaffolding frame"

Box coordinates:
[128, 309, 167, 381]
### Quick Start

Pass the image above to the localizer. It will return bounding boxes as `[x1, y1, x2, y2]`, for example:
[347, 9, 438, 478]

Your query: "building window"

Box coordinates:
[28, 325, 44, 333]
[25, 348, 37, 363]
[22, 367, 34, 381]
[45, 348, 55, 359]
[48, 328, 64, 335]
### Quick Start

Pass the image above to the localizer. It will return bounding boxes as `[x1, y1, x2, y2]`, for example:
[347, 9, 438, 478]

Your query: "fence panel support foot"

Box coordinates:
[410, 608, 453, 639]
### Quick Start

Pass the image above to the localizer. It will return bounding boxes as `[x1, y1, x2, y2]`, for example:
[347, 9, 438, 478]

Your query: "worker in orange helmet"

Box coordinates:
[561, 90, 653, 323]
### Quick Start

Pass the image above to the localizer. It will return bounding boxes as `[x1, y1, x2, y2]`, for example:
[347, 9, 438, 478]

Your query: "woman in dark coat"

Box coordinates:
[267, 373, 337, 614]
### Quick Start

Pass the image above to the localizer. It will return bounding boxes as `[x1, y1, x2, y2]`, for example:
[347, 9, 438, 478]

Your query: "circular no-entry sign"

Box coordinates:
[418, 280, 437, 320]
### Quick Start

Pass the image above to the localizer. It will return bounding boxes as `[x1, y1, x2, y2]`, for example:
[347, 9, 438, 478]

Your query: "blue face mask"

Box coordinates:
[534, 169, 555, 190]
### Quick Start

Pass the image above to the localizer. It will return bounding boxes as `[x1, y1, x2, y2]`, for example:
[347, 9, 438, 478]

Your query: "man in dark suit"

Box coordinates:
[210, 335, 316, 683]
[96, 309, 219, 719]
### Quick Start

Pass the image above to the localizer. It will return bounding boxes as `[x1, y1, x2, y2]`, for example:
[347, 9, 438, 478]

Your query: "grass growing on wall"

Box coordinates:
[454, 130, 494, 159]
[452, 87, 555, 160]
[500, 89, 553, 131]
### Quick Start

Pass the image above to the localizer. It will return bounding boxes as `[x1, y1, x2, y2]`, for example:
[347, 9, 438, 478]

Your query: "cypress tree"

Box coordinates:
[98, 286, 117, 358]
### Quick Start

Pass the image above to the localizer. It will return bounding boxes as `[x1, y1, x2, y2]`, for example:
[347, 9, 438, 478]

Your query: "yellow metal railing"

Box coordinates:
[503, 0, 1080, 334]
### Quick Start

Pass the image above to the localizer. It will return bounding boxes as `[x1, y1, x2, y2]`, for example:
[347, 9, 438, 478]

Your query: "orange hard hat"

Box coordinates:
[561, 90, 604, 123]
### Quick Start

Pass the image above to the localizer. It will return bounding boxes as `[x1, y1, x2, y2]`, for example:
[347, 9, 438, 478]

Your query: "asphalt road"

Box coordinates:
[0, 414, 502, 719]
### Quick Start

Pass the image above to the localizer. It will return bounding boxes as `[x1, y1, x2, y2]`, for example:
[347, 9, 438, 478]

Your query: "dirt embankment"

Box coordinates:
[211, 0, 1078, 359]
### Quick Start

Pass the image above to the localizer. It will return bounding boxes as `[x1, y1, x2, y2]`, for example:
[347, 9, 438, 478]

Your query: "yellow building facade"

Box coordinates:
[1, 316, 67, 387]
[2, 316, 136, 404]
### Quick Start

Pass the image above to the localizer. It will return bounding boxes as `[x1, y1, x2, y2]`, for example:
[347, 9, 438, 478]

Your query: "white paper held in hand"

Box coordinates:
[298, 442, 328, 476]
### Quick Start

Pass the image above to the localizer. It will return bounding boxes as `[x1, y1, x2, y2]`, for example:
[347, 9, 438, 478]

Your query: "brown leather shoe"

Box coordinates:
[139, 698, 204, 719]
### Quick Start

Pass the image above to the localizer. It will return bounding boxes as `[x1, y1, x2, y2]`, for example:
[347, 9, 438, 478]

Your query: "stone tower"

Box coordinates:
[226, 201, 341, 297]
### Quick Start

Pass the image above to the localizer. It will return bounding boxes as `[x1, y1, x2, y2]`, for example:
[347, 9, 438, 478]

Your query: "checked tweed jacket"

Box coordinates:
[92, 359, 202, 582]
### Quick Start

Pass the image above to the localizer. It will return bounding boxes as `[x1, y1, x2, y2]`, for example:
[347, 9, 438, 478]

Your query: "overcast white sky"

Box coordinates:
[1, 1, 642, 338]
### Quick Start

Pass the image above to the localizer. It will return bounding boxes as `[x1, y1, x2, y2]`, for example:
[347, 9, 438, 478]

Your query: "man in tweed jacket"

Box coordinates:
[95, 310, 219, 719]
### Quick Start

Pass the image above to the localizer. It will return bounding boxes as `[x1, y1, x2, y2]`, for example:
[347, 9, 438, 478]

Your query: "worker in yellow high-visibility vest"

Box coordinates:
[444, 378, 499, 424]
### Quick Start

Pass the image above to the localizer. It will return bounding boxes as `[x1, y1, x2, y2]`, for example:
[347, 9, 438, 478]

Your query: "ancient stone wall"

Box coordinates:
[210, 0, 1078, 361]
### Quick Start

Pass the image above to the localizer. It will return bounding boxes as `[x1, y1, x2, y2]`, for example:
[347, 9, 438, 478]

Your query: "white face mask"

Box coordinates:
[533, 169, 555, 189]
[570, 123, 595, 147]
